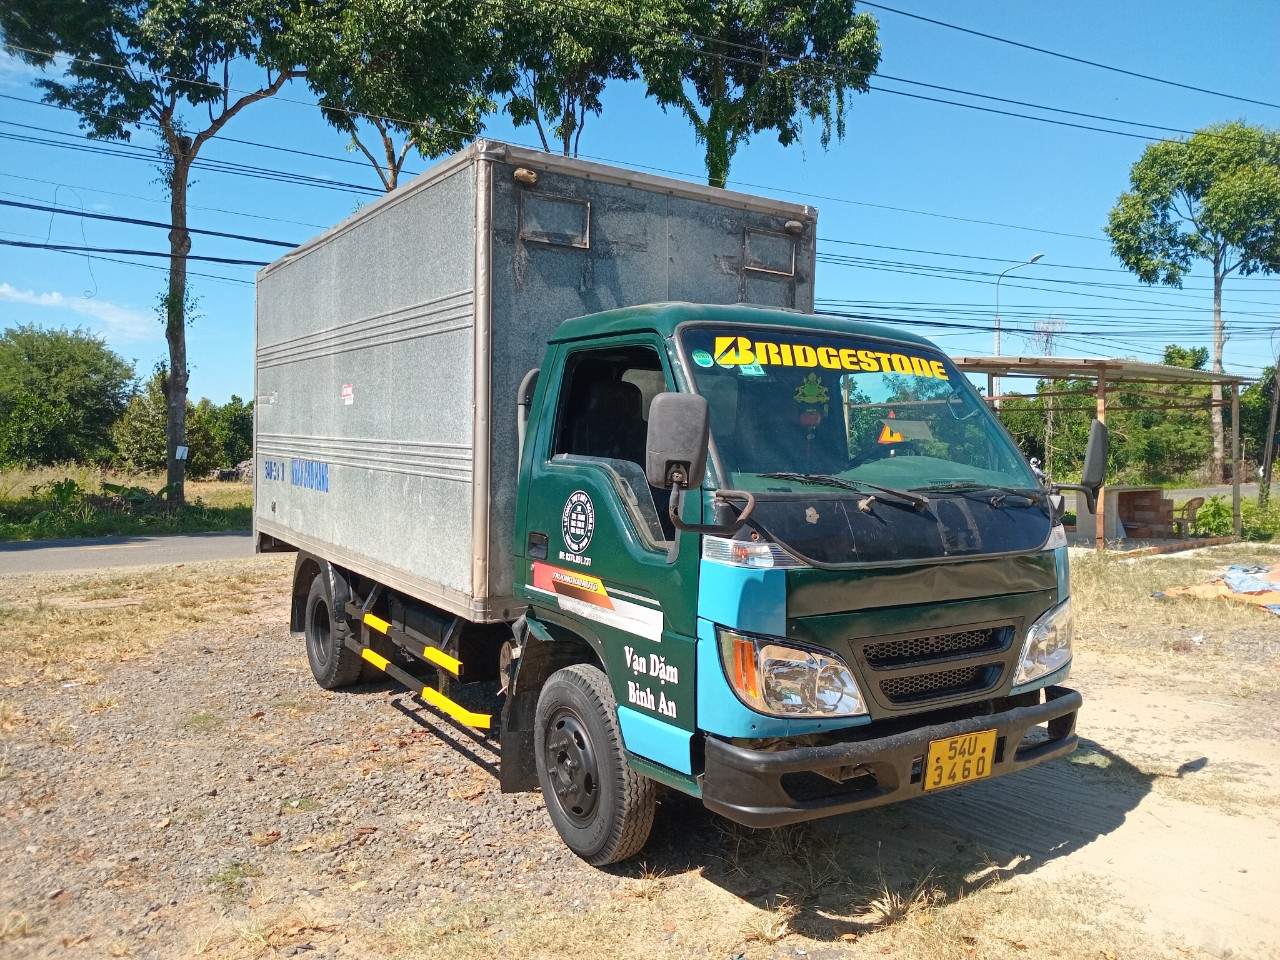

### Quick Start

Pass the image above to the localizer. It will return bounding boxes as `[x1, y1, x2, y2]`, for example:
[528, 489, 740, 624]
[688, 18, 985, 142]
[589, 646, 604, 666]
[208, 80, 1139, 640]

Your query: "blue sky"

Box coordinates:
[2, 0, 1279, 404]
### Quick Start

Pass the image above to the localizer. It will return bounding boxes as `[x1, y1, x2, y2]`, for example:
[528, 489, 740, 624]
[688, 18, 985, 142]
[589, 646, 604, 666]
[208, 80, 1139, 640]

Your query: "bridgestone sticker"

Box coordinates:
[713, 336, 949, 379]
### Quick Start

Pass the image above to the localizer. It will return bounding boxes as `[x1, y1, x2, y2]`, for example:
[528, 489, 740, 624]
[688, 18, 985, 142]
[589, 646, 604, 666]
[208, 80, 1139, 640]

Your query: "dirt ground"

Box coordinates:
[1, 550, 1278, 960]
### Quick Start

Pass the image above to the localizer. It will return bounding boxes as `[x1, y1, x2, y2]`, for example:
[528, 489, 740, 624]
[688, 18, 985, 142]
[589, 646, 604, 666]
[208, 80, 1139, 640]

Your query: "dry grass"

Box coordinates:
[1071, 544, 1280, 677]
[0, 463, 249, 504]
[0, 910, 37, 944]
[388, 869, 1217, 960]
[0, 555, 290, 684]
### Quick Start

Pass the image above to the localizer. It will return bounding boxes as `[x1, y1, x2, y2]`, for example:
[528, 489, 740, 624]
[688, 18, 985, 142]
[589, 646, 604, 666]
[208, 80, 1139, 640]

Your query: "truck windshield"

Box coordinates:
[679, 326, 1036, 492]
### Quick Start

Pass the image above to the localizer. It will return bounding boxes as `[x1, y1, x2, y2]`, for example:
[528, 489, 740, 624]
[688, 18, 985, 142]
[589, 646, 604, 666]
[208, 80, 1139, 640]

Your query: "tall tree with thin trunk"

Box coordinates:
[497, 0, 664, 156]
[639, 0, 880, 188]
[1105, 121, 1280, 482]
[287, 0, 498, 192]
[0, 0, 303, 505]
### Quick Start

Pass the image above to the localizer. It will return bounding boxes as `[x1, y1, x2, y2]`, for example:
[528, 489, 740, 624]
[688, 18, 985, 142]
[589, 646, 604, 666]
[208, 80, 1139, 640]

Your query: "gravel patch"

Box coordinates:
[0, 601, 720, 958]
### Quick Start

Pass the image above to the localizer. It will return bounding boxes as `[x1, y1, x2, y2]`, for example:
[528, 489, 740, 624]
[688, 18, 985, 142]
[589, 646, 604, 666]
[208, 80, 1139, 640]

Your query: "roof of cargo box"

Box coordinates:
[549, 302, 941, 349]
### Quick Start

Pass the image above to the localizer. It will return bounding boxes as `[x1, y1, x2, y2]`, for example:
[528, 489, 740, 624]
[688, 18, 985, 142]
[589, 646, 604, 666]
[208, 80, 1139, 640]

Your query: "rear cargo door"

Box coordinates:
[517, 339, 699, 775]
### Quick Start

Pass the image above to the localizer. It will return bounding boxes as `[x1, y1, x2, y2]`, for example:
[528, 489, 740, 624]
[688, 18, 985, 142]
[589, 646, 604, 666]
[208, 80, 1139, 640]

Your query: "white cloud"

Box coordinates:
[0, 50, 45, 88]
[0, 282, 156, 341]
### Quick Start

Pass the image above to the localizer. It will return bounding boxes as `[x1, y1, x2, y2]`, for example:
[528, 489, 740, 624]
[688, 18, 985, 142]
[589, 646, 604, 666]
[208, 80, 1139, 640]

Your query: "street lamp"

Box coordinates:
[993, 253, 1044, 405]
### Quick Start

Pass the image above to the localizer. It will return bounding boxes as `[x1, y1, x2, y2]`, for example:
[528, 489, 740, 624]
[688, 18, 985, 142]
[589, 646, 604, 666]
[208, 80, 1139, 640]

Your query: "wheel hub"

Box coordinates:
[545, 709, 599, 824]
[309, 601, 332, 667]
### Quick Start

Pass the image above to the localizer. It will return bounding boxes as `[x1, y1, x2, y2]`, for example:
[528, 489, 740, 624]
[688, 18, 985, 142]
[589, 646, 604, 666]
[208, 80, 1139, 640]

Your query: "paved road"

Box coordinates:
[1165, 482, 1259, 502]
[0, 530, 256, 576]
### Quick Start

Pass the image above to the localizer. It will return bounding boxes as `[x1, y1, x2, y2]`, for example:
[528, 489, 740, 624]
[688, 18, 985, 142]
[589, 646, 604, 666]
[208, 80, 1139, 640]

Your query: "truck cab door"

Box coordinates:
[515, 339, 700, 776]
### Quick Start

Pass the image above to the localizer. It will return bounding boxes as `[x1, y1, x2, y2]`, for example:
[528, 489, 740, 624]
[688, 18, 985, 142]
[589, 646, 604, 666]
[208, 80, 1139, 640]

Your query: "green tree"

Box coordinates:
[202, 394, 254, 468]
[1105, 121, 1280, 481]
[639, 0, 880, 187]
[499, 0, 649, 155]
[0, 0, 305, 505]
[114, 369, 218, 476]
[0, 324, 134, 466]
[288, 0, 497, 191]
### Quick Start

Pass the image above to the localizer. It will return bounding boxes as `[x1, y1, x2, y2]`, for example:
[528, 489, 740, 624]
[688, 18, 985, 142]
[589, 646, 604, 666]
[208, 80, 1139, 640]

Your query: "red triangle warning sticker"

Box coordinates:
[888, 409, 896, 418]
[878, 424, 904, 444]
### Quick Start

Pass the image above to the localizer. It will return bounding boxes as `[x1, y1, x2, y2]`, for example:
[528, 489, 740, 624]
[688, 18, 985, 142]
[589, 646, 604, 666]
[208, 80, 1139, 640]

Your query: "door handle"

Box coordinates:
[528, 531, 549, 560]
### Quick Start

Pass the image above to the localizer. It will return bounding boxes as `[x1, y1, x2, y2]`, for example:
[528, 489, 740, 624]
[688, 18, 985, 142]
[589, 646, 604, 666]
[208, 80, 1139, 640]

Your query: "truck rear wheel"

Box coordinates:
[534, 664, 655, 865]
[304, 574, 363, 689]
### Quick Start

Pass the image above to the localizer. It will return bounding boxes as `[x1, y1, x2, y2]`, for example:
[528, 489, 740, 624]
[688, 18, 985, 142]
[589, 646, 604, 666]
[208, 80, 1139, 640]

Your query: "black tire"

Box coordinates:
[304, 573, 363, 689]
[534, 664, 656, 865]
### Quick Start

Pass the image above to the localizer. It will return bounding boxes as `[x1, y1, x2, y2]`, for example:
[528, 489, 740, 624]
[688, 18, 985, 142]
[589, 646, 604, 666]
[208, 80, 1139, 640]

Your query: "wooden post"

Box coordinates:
[1232, 382, 1242, 538]
[987, 372, 995, 408]
[1095, 366, 1107, 552]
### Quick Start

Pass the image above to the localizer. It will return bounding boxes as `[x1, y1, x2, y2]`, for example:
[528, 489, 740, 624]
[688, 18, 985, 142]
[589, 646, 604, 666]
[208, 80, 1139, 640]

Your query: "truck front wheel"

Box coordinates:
[534, 664, 656, 865]
[304, 574, 363, 689]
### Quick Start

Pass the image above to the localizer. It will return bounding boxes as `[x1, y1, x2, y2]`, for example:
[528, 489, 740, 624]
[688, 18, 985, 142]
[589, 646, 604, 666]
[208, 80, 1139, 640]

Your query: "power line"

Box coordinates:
[859, 1, 1280, 111]
[0, 172, 328, 229]
[0, 123, 382, 196]
[0, 235, 253, 287]
[820, 238, 1280, 287]
[0, 92, 430, 179]
[816, 254, 1280, 311]
[0, 198, 300, 248]
[0, 238, 268, 266]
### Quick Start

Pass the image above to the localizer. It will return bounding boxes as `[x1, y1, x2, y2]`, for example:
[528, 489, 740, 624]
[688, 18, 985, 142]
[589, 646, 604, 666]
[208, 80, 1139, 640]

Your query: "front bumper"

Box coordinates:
[701, 685, 1081, 828]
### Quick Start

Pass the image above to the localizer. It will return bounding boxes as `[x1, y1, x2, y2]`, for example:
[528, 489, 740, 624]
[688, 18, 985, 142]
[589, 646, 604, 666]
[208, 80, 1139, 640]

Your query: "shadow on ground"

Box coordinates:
[627, 736, 1159, 943]
[352, 672, 1172, 946]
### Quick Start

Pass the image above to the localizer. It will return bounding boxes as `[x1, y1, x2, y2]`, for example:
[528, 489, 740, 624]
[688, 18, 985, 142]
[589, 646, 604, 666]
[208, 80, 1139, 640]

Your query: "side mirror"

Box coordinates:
[645, 393, 709, 490]
[1055, 419, 1109, 515]
[1081, 419, 1109, 496]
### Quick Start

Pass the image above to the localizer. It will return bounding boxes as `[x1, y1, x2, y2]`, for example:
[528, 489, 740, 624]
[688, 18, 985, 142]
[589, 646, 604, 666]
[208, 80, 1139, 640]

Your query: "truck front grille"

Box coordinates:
[852, 623, 1014, 710]
[863, 628, 1004, 667]
[879, 665, 999, 704]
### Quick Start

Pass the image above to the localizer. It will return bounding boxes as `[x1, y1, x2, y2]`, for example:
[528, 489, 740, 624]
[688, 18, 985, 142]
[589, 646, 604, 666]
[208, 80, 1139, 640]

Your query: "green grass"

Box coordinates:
[0, 464, 251, 541]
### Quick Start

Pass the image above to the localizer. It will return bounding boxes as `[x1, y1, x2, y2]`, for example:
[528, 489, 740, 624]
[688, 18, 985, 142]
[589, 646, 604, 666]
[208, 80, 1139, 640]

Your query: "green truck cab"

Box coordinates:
[498, 302, 1096, 864]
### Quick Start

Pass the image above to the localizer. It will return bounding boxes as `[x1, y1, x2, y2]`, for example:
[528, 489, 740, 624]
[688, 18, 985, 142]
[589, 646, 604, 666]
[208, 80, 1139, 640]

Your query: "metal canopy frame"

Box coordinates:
[951, 355, 1247, 550]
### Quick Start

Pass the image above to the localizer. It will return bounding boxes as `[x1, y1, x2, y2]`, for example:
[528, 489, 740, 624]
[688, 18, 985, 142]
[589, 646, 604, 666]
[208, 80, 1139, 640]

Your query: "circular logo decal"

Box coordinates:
[691, 349, 714, 368]
[561, 490, 595, 553]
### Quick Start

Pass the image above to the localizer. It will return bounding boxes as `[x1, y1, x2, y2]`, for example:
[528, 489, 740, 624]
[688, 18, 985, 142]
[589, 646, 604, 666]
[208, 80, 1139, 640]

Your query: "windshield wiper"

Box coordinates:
[914, 481, 1045, 502]
[758, 472, 930, 509]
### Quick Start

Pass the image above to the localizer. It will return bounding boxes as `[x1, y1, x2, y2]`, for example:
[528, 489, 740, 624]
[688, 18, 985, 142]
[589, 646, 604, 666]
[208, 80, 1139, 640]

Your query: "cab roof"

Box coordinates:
[548, 302, 941, 351]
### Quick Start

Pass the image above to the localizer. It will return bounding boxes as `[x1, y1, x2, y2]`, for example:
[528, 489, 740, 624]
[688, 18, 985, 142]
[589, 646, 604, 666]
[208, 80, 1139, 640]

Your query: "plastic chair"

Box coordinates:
[1171, 497, 1204, 538]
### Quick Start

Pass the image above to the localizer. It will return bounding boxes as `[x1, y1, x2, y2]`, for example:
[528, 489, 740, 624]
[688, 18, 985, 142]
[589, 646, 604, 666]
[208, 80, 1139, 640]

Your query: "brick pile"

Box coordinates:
[1118, 490, 1174, 538]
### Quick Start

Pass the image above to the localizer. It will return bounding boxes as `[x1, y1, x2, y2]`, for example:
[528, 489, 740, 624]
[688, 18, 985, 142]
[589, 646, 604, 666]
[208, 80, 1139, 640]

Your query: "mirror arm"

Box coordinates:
[1053, 482, 1098, 516]
[663, 480, 759, 565]
[669, 487, 756, 535]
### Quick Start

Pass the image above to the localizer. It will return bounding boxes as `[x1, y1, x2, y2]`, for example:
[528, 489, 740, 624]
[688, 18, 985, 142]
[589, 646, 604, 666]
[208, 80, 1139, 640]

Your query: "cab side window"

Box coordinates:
[554, 346, 664, 464]
[551, 345, 673, 546]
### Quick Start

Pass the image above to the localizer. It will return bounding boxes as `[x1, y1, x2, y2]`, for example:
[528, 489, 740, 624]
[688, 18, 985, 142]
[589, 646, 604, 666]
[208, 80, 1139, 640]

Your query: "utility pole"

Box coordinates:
[993, 253, 1044, 406]
[1032, 316, 1065, 479]
[1262, 344, 1280, 508]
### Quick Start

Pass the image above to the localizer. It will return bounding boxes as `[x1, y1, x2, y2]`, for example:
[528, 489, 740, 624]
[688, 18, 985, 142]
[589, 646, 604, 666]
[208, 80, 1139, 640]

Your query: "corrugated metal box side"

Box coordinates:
[254, 155, 488, 619]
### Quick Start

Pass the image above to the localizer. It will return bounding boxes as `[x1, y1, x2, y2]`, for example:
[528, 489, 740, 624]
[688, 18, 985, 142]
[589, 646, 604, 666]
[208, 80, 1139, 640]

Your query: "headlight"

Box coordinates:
[718, 628, 867, 718]
[1013, 598, 1074, 687]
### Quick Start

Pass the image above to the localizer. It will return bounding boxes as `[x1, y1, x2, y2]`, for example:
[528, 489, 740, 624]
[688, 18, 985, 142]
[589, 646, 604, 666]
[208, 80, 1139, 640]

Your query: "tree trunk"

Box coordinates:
[166, 152, 193, 509]
[1210, 266, 1226, 483]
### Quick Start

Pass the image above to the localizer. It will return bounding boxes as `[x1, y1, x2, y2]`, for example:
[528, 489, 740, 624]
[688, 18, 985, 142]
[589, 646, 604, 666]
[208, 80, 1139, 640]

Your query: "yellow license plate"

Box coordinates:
[924, 729, 997, 792]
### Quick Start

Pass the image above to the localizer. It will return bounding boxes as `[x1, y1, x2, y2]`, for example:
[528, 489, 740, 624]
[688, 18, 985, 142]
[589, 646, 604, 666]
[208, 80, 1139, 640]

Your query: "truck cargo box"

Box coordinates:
[254, 140, 817, 622]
